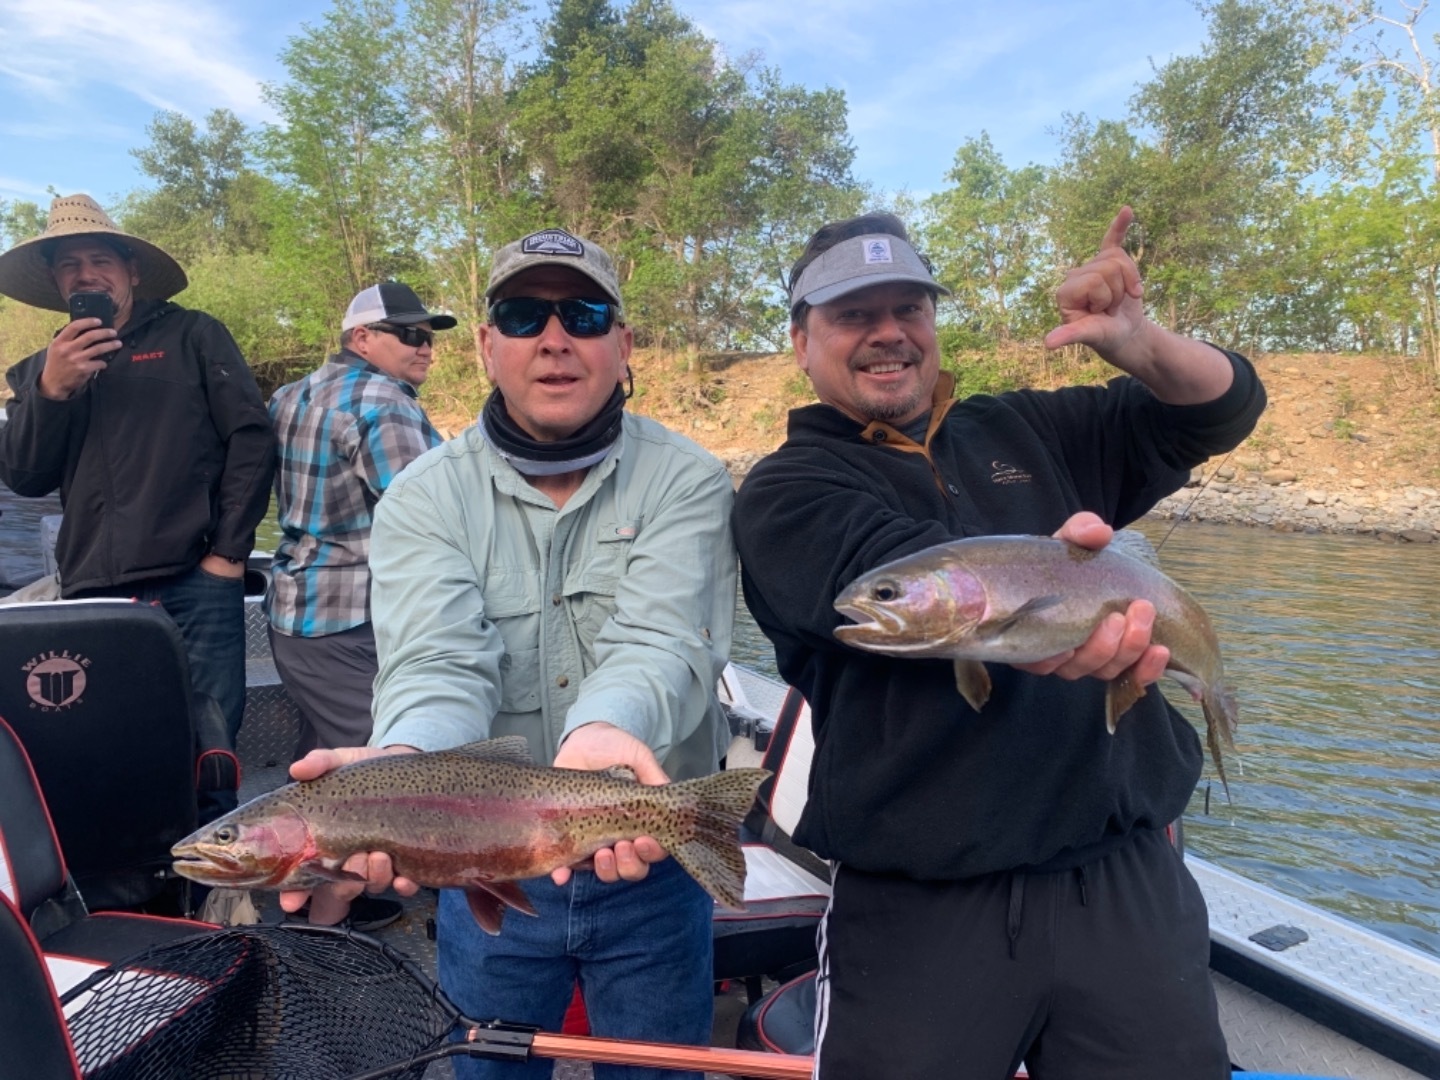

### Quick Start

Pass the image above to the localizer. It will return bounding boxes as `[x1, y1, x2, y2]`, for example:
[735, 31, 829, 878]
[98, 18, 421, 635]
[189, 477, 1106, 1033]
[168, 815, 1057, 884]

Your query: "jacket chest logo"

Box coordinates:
[991, 461, 1033, 485]
[131, 350, 165, 362]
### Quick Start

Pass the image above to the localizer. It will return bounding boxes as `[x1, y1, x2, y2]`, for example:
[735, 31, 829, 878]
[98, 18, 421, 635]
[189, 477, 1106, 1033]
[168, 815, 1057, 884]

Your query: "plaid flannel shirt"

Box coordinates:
[266, 350, 443, 636]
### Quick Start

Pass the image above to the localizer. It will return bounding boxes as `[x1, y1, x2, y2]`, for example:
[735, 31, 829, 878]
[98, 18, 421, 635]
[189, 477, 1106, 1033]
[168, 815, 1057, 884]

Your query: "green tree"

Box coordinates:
[1049, 0, 1322, 345]
[260, 0, 423, 353]
[122, 110, 266, 261]
[402, 0, 533, 365]
[922, 134, 1049, 343]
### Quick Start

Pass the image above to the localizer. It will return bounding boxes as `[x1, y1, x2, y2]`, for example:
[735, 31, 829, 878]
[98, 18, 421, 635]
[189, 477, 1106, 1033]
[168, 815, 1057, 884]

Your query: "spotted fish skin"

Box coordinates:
[172, 737, 770, 932]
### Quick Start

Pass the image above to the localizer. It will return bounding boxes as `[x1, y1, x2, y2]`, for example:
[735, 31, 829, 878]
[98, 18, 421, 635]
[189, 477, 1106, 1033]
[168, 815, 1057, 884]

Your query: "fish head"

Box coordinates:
[171, 802, 314, 888]
[834, 554, 988, 655]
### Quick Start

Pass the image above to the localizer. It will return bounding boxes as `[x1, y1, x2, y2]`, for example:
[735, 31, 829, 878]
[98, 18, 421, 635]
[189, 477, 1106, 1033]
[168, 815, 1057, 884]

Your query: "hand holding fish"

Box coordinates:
[278, 744, 422, 926]
[550, 722, 670, 886]
[1011, 513, 1169, 686]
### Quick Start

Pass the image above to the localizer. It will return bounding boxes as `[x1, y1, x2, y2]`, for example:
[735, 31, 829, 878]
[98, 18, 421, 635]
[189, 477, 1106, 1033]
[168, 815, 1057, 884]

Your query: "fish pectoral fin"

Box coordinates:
[978, 594, 1065, 639]
[953, 659, 991, 712]
[449, 736, 535, 766]
[1105, 667, 1149, 733]
[305, 864, 368, 885]
[464, 880, 538, 935]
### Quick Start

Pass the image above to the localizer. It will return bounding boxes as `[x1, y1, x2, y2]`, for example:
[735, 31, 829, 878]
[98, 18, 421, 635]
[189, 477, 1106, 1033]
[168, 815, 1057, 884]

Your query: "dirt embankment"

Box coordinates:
[434, 347, 1440, 541]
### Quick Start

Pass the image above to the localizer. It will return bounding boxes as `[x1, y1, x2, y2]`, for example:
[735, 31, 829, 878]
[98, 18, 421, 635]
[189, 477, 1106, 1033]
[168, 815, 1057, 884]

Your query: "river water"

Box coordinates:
[256, 514, 1440, 958]
[736, 520, 1440, 960]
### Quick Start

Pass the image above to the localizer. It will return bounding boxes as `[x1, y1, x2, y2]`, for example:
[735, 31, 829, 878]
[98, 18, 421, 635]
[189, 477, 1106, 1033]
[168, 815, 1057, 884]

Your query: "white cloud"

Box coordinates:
[0, 0, 273, 120]
[0, 174, 53, 199]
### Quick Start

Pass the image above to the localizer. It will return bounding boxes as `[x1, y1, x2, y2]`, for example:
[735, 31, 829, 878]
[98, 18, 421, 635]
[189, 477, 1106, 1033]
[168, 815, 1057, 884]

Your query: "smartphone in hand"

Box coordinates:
[68, 291, 115, 329]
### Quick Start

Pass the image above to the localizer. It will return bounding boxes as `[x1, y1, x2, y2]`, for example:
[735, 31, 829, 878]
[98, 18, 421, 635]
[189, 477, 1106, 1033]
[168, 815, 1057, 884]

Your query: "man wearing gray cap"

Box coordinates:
[278, 229, 736, 1077]
[733, 209, 1266, 1078]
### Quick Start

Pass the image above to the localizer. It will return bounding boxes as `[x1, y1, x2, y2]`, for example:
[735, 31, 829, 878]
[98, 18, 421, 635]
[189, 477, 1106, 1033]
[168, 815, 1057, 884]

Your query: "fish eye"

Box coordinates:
[214, 825, 239, 844]
[872, 580, 901, 602]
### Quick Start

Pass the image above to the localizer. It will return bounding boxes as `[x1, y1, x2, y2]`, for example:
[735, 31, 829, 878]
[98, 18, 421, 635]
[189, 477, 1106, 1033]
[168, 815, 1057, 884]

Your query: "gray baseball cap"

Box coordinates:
[485, 229, 623, 308]
[789, 233, 951, 309]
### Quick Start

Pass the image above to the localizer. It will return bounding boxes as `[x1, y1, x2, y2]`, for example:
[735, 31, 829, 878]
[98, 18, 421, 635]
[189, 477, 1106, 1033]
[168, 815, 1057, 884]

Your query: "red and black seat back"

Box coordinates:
[0, 715, 69, 920]
[0, 601, 199, 910]
[0, 891, 83, 1079]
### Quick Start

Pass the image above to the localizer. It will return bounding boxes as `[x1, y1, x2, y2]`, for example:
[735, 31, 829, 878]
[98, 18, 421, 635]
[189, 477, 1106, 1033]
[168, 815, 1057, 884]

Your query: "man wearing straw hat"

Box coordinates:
[0, 194, 275, 817]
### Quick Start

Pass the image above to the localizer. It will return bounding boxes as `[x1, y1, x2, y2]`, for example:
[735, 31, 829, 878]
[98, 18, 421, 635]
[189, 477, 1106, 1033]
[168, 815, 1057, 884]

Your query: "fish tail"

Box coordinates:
[1201, 686, 1238, 801]
[657, 768, 769, 911]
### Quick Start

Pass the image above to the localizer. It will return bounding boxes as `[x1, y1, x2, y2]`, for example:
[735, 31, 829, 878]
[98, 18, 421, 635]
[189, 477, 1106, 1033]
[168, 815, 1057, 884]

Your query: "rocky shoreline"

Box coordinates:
[1152, 455, 1438, 543]
[721, 451, 1440, 543]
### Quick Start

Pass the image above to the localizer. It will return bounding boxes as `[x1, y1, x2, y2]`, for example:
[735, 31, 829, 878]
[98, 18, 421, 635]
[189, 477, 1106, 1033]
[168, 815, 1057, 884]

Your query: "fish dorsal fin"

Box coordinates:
[978, 594, 1064, 638]
[1109, 528, 1162, 568]
[449, 736, 534, 766]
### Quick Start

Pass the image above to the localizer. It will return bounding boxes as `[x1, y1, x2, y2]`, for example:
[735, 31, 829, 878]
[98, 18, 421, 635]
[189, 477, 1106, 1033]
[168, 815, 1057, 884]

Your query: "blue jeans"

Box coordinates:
[83, 563, 246, 819]
[437, 857, 714, 1080]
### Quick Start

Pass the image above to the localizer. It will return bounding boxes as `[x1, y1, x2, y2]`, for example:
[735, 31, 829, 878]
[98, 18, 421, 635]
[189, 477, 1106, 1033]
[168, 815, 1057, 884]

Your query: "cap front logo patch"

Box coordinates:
[521, 230, 585, 257]
[863, 239, 893, 264]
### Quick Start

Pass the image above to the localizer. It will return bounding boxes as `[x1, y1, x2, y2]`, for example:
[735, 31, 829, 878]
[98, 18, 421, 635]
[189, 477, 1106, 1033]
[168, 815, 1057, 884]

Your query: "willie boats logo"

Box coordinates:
[21, 650, 91, 711]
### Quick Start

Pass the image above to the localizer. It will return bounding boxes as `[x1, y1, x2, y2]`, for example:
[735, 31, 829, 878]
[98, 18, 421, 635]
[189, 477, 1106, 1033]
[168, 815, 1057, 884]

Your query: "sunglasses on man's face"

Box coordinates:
[488, 297, 618, 339]
[370, 323, 434, 348]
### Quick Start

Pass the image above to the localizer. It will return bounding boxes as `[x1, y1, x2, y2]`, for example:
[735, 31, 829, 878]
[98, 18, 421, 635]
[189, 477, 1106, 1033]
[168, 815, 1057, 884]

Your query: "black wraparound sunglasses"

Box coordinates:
[488, 297, 619, 338]
[370, 323, 434, 348]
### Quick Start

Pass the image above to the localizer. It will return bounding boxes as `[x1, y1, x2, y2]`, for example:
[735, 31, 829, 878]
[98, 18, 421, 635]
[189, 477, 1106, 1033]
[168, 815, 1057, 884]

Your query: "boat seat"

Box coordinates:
[0, 891, 83, 1079]
[0, 715, 214, 965]
[736, 969, 817, 1056]
[713, 684, 831, 1003]
[0, 599, 237, 911]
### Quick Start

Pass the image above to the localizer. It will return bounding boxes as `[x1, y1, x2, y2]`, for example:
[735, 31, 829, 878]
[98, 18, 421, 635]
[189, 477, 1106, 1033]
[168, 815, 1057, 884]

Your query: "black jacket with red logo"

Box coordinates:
[733, 351, 1265, 881]
[1, 300, 275, 595]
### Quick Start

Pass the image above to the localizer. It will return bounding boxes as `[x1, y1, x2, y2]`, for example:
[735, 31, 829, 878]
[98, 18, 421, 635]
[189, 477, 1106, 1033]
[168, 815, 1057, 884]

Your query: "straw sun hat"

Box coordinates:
[0, 193, 188, 312]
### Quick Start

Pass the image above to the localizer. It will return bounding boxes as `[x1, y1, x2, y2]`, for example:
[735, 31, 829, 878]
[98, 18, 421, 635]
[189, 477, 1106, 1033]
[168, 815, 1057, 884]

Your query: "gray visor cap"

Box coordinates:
[790, 233, 952, 308]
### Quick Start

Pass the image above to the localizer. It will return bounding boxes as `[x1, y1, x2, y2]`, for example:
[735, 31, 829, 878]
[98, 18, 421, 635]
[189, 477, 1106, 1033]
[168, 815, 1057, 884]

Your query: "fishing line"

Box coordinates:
[1153, 447, 1236, 555]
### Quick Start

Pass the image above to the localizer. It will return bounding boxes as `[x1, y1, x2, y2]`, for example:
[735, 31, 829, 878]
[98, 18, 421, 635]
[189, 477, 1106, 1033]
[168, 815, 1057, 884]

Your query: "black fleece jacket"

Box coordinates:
[1, 300, 275, 596]
[733, 351, 1266, 880]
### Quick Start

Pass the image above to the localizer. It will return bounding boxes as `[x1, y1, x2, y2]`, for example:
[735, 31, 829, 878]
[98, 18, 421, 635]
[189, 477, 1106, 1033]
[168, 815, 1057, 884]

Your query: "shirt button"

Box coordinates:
[552, 593, 562, 606]
[947, 483, 960, 495]
[557, 675, 569, 688]
[873, 430, 887, 442]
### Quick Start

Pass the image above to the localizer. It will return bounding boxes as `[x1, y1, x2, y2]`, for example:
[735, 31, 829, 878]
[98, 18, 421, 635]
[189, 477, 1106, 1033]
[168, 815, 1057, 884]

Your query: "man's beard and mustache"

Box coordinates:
[851, 343, 928, 422]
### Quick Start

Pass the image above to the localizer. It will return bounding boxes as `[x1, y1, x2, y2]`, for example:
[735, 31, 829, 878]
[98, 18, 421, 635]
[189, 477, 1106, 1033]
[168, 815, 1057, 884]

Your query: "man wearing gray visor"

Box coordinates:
[734, 208, 1265, 1079]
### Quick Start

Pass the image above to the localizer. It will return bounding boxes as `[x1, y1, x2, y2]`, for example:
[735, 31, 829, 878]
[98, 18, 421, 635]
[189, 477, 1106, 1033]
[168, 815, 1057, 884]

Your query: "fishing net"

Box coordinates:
[60, 924, 456, 1080]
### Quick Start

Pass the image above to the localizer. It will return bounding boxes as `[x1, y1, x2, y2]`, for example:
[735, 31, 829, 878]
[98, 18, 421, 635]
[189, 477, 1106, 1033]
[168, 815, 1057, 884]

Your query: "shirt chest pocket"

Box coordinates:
[486, 574, 542, 713]
[563, 521, 637, 647]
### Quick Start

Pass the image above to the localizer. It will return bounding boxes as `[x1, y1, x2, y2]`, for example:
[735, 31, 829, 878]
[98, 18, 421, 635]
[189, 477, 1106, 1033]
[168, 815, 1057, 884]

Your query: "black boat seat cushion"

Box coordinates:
[737, 969, 817, 1056]
[0, 600, 236, 910]
[0, 716, 216, 965]
[0, 891, 84, 1079]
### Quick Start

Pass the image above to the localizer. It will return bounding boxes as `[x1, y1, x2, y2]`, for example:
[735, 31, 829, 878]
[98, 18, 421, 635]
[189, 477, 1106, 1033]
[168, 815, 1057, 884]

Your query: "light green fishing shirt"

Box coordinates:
[368, 412, 736, 782]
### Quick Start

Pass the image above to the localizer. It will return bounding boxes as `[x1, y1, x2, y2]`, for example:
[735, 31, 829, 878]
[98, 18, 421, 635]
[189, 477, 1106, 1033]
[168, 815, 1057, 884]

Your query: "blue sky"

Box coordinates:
[0, 0, 1208, 211]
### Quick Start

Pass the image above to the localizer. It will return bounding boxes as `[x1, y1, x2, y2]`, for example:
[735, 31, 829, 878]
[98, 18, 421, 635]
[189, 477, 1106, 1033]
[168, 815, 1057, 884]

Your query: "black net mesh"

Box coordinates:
[60, 924, 456, 1080]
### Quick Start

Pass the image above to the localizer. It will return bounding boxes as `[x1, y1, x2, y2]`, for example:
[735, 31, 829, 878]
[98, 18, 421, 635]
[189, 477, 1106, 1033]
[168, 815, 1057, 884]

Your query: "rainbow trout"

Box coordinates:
[172, 737, 769, 933]
[833, 533, 1238, 791]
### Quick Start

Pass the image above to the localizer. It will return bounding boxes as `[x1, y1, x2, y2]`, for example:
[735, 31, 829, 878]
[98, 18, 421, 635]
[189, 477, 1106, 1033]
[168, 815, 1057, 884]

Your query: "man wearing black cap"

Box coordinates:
[733, 208, 1266, 1078]
[267, 282, 455, 756]
[0, 194, 275, 820]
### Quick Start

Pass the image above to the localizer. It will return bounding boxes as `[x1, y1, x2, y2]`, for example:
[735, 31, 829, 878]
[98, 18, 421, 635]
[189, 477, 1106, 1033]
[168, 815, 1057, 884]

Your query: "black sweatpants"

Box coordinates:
[812, 828, 1228, 1080]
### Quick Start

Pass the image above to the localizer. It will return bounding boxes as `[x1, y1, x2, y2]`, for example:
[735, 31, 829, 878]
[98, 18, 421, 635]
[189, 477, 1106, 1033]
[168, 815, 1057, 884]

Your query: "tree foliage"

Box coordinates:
[6, 0, 1440, 388]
